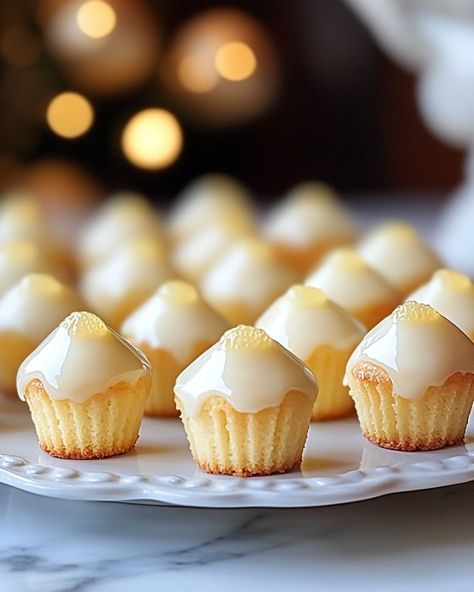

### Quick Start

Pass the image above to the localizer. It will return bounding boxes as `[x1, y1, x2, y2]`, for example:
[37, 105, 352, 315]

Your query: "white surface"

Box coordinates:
[1, 396, 474, 507]
[1, 480, 474, 592]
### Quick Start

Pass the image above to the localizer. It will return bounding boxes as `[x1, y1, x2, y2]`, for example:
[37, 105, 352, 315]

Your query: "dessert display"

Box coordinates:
[122, 280, 228, 417]
[0, 274, 84, 395]
[200, 237, 297, 325]
[345, 301, 474, 451]
[80, 237, 175, 329]
[256, 285, 366, 420]
[305, 248, 400, 328]
[171, 224, 252, 283]
[17, 311, 151, 459]
[262, 182, 357, 275]
[168, 174, 255, 244]
[174, 325, 317, 476]
[78, 192, 164, 269]
[408, 269, 474, 340]
[0, 240, 64, 294]
[358, 222, 441, 296]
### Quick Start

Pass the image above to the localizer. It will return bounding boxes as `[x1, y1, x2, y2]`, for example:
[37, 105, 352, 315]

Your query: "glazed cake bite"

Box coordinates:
[0, 274, 84, 395]
[174, 325, 317, 477]
[305, 248, 400, 328]
[345, 301, 474, 451]
[358, 221, 441, 296]
[17, 311, 151, 459]
[262, 182, 357, 275]
[80, 238, 175, 329]
[168, 174, 255, 244]
[78, 192, 164, 269]
[200, 237, 297, 325]
[171, 224, 252, 283]
[0, 240, 64, 294]
[122, 280, 228, 417]
[408, 269, 474, 340]
[257, 285, 366, 420]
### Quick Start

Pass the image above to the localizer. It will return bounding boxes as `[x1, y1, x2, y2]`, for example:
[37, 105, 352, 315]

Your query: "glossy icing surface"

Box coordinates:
[0, 240, 58, 294]
[201, 238, 297, 312]
[0, 274, 83, 342]
[168, 174, 254, 242]
[122, 280, 228, 364]
[358, 222, 441, 289]
[345, 301, 474, 398]
[17, 311, 150, 403]
[408, 269, 474, 338]
[78, 193, 162, 267]
[263, 182, 356, 247]
[256, 285, 366, 358]
[305, 248, 398, 310]
[174, 325, 317, 416]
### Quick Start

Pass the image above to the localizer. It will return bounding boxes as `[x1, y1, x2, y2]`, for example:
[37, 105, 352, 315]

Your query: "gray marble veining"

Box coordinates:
[1, 481, 474, 592]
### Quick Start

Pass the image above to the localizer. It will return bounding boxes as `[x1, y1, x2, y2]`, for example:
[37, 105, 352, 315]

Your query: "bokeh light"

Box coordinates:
[121, 109, 183, 170]
[76, 0, 117, 39]
[161, 8, 280, 126]
[46, 92, 94, 139]
[215, 41, 257, 82]
[178, 55, 217, 94]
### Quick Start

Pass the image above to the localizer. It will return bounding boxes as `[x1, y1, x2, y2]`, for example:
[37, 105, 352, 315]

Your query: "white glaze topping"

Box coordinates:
[122, 280, 228, 364]
[169, 174, 254, 242]
[17, 311, 150, 402]
[80, 239, 175, 322]
[263, 182, 356, 247]
[174, 325, 317, 416]
[0, 274, 84, 342]
[305, 248, 398, 310]
[358, 222, 441, 290]
[256, 285, 366, 358]
[201, 238, 297, 315]
[0, 240, 59, 294]
[408, 269, 474, 338]
[344, 301, 474, 399]
[78, 193, 163, 267]
[171, 225, 248, 282]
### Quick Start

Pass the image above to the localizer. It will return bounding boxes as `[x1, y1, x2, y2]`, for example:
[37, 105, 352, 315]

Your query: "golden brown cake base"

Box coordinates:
[348, 362, 474, 451]
[24, 377, 150, 459]
[136, 342, 215, 418]
[352, 298, 401, 330]
[305, 345, 354, 421]
[176, 390, 313, 477]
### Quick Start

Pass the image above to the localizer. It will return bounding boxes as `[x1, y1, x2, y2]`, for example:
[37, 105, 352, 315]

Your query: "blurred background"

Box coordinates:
[0, 0, 464, 203]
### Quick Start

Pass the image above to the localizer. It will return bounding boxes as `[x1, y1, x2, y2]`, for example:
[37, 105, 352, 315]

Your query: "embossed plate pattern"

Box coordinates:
[1, 398, 473, 507]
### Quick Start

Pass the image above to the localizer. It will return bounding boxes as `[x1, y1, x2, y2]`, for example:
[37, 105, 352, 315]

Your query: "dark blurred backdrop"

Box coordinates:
[0, 0, 464, 201]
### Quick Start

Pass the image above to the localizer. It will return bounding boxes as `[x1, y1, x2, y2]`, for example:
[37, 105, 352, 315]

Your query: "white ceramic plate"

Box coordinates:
[1, 396, 473, 507]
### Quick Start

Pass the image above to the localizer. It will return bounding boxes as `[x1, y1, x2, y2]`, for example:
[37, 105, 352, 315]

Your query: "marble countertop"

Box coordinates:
[1, 481, 473, 592]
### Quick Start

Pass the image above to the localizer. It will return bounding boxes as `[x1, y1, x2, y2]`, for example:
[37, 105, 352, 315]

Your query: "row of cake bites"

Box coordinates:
[3, 174, 474, 477]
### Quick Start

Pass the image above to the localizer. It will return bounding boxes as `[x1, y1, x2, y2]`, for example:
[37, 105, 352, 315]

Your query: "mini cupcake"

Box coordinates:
[171, 224, 252, 283]
[345, 301, 474, 451]
[174, 325, 317, 476]
[408, 269, 474, 340]
[263, 182, 357, 275]
[80, 238, 175, 329]
[358, 221, 441, 296]
[257, 285, 366, 420]
[78, 192, 163, 269]
[0, 274, 84, 395]
[168, 174, 255, 244]
[201, 238, 297, 325]
[0, 240, 64, 294]
[17, 311, 151, 459]
[122, 280, 228, 417]
[305, 248, 400, 328]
